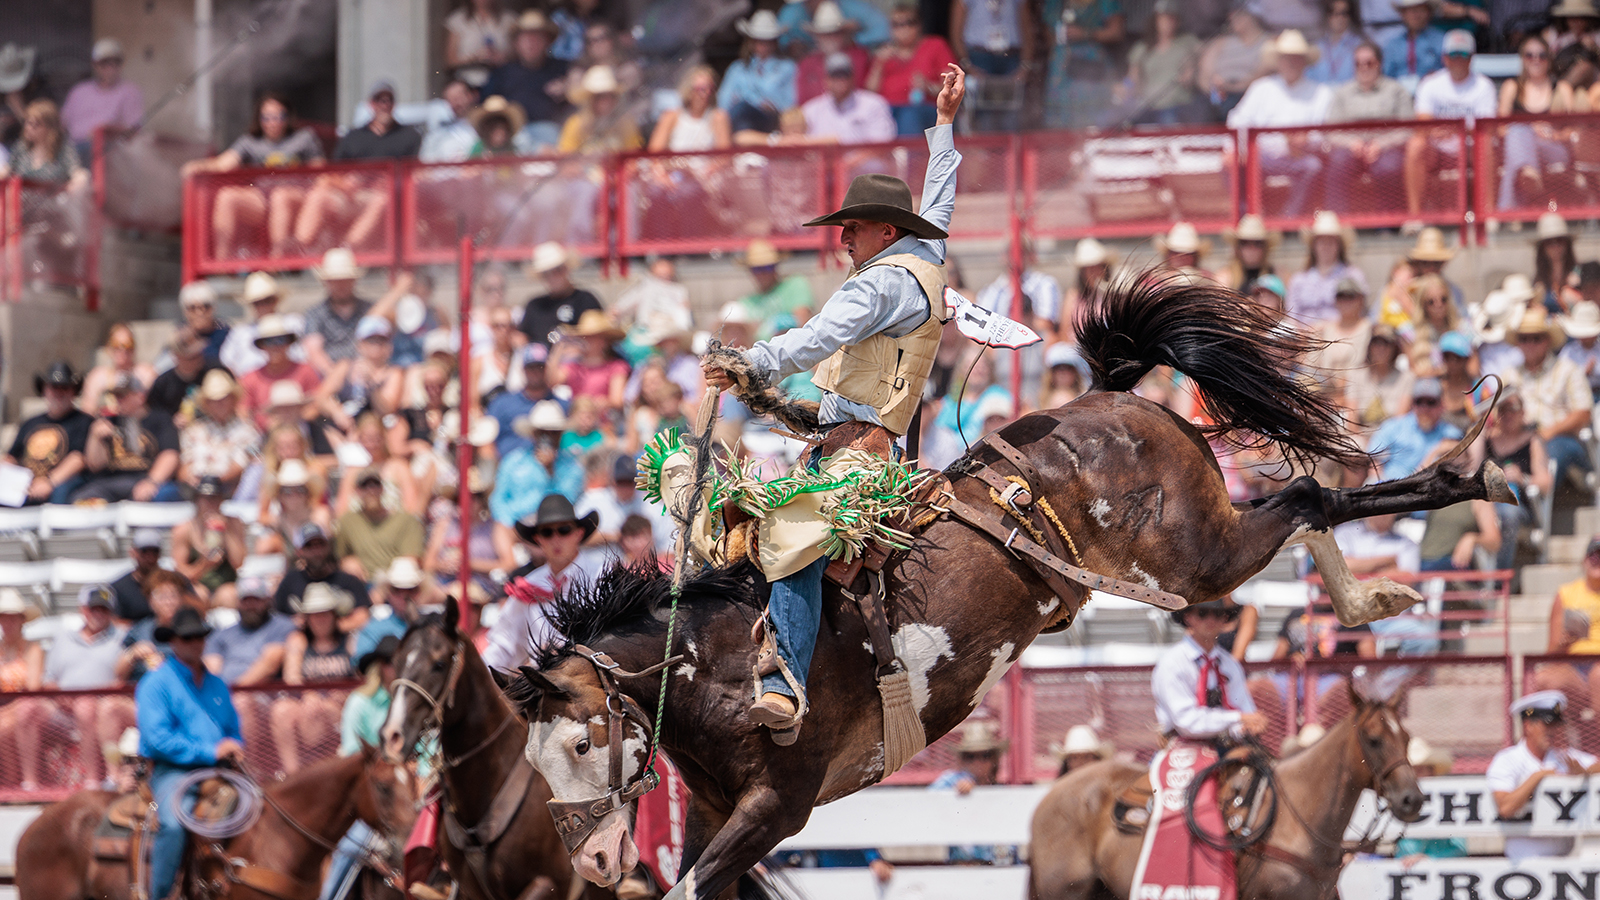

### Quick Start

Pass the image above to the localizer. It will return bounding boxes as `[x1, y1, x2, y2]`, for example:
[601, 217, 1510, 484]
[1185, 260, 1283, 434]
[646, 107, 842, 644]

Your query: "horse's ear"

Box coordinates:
[444, 595, 460, 635]
[1350, 665, 1413, 706]
[489, 666, 515, 691]
[503, 665, 568, 708]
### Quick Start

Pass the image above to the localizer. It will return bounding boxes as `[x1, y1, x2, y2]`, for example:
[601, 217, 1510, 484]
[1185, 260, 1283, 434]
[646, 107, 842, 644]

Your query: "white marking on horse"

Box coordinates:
[684, 639, 698, 661]
[1089, 498, 1112, 527]
[1128, 563, 1160, 590]
[862, 641, 875, 653]
[971, 642, 1017, 709]
[890, 624, 955, 714]
[1037, 597, 1059, 617]
[675, 663, 696, 682]
[525, 714, 645, 802]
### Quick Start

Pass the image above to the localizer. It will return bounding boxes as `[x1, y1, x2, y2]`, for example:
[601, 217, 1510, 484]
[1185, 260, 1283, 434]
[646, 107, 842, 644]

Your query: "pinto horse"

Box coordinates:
[379, 604, 610, 900]
[1029, 668, 1425, 900]
[16, 742, 414, 900]
[503, 279, 1513, 900]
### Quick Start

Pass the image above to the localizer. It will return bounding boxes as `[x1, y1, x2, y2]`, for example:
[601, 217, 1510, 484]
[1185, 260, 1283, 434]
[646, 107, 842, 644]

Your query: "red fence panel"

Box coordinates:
[1, 176, 17, 302]
[827, 134, 1016, 242]
[401, 155, 610, 268]
[184, 162, 401, 279]
[1024, 126, 1239, 241]
[1473, 113, 1600, 229]
[1244, 119, 1469, 232]
[1521, 652, 1600, 756]
[0, 681, 357, 804]
[613, 145, 833, 259]
[9, 178, 97, 301]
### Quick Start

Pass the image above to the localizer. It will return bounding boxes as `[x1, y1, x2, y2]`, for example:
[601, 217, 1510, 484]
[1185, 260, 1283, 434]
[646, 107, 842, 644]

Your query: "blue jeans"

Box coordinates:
[1325, 145, 1405, 215]
[1547, 433, 1593, 490]
[320, 820, 374, 900]
[891, 103, 937, 136]
[761, 556, 829, 699]
[1260, 152, 1323, 218]
[151, 764, 200, 900]
[515, 121, 562, 156]
[967, 49, 1021, 133]
[728, 101, 779, 135]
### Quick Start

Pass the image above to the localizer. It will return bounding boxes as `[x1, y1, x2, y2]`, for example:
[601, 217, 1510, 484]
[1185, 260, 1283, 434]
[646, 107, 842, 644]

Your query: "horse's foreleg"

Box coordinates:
[662, 786, 807, 900]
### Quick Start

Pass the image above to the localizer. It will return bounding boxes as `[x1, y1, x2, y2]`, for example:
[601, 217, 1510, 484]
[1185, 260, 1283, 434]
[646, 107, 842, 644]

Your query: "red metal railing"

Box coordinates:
[1244, 119, 1471, 232]
[1, 176, 98, 307]
[1473, 112, 1600, 231]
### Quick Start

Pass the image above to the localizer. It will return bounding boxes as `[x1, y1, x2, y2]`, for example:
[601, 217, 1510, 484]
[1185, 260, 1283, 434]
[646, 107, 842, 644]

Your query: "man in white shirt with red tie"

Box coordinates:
[1152, 598, 1267, 743]
[482, 495, 606, 670]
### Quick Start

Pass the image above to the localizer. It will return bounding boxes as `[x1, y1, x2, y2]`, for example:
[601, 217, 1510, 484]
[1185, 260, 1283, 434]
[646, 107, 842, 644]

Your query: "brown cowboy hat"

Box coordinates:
[804, 174, 948, 240]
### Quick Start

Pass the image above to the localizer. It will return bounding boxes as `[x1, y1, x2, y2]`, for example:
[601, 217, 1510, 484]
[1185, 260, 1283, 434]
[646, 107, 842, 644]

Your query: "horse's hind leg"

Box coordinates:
[1242, 457, 1514, 627]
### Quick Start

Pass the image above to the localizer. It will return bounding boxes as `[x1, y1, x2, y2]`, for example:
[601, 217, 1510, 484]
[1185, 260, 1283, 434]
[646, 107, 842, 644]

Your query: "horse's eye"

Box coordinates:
[576, 739, 591, 756]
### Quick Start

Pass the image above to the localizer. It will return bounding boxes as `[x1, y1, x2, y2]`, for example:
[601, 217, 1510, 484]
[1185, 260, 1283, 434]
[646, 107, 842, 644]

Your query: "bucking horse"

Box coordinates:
[502, 277, 1513, 900]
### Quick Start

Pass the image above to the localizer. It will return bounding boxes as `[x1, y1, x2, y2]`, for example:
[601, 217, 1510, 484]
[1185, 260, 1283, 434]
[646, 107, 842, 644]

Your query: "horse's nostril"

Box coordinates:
[595, 851, 609, 873]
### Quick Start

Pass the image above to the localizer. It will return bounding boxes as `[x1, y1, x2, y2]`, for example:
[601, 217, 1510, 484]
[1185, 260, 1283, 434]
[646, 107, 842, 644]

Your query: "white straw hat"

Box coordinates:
[314, 247, 363, 281]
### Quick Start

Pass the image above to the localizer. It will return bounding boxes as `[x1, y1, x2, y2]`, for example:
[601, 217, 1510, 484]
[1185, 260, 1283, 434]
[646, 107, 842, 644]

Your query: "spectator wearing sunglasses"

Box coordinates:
[1367, 378, 1463, 480]
[482, 495, 606, 669]
[1487, 691, 1600, 862]
[240, 315, 321, 430]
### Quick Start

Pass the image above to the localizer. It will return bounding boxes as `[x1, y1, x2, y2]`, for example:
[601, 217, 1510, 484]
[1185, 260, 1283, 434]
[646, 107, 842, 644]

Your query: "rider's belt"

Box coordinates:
[812, 253, 948, 436]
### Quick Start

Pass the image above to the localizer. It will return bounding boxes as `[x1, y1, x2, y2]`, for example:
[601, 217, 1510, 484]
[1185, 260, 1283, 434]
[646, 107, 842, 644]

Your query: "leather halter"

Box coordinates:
[544, 645, 682, 857]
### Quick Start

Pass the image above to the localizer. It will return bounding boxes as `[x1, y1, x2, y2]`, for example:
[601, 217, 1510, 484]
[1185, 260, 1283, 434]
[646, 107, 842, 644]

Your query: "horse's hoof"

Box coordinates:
[1480, 460, 1517, 505]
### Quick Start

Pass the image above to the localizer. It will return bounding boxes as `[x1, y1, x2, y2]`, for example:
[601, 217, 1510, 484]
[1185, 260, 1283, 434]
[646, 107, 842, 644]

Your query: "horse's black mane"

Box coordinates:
[529, 560, 764, 671]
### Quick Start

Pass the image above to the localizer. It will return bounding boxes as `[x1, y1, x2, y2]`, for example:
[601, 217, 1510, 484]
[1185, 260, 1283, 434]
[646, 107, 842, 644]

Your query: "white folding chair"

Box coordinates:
[38, 505, 120, 559]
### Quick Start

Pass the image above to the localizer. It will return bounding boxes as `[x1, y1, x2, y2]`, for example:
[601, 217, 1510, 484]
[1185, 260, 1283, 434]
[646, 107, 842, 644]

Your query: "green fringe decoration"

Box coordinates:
[636, 428, 689, 506]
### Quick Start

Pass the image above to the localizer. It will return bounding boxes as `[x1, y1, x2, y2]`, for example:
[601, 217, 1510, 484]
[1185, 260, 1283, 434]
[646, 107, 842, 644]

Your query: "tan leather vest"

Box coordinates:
[812, 253, 949, 436]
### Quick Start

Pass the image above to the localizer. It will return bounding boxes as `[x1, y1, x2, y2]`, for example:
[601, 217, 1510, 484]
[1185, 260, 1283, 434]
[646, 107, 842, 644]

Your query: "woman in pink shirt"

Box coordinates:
[552, 310, 630, 411]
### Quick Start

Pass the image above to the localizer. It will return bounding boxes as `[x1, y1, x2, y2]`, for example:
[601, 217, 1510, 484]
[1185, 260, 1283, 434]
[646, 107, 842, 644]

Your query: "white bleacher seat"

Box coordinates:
[38, 505, 120, 559]
[220, 499, 258, 524]
[0, 507, 42, 561]
[118, 502, 195, 535]
[238, 554, 286, 579]
[0, 560, 53, 589]
[51, 558, 135, 610]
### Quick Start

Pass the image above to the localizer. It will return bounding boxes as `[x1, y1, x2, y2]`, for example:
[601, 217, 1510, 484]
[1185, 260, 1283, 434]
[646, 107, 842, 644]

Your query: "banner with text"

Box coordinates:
[1341, 857, 1600, 900]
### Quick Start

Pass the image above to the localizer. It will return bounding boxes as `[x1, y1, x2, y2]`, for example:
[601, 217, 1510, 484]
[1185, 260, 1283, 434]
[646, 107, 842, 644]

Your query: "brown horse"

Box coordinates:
[16, 741, 414, 900]
[503, 279, 1513, 900]
[380, 603, 610, 900]
[1028, 668, 1424, 900]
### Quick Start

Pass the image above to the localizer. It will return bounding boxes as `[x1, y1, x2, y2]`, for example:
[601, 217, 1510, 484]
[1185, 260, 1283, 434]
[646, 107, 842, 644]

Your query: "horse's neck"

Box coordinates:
[1271, 716, 1368, 863]
[241, 755, 365, 868]
[440, 662, 525, 820]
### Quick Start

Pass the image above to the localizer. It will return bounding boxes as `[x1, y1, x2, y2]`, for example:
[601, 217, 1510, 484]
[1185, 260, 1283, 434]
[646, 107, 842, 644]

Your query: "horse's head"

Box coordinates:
[1348, 666, 1425, 822]
[353, 741, 419, 845]
[505, 654, 652, 889]
[381, 602, 467, 762]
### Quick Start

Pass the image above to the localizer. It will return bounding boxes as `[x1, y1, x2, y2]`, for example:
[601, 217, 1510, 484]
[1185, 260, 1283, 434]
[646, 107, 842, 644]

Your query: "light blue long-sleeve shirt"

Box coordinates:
[778, 0, 891, 50]
[745, 124, 960, 427]
[136, 660, 243, 768]
[717, 56, 798, 115]
[489, 446, 585, 526]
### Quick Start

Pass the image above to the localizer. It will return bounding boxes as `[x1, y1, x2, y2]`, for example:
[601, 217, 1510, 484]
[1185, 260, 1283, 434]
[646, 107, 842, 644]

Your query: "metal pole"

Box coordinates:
[1008, 198, 1025, 417]
[456, 234, 474, 620]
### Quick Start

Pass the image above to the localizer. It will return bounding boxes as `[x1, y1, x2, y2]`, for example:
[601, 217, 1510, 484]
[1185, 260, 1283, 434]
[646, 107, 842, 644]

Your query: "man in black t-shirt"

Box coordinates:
[296, 79, 422, 253]
[273, 523, 372, 632]
[5, 361, 94, 504]
[148, 327, 224, 423]
[72, 374, 182, 503]
[110, 529, 195, 622]
[336, 80, 422, 160]
[518, 242, 602, 347]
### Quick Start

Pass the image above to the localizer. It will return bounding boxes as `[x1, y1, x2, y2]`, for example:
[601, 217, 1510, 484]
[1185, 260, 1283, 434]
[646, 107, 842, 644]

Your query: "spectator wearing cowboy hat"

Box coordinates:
[780, 0, 891, 52]
[148, 328, 223, 426]
[1533, 212, 1579, 314]
[469, 94, 527, 156]
[179, 369, 260, 491]
[1154, 222, 1214, 280]
[1063, 238, 1115, 335]
[552, 309, 630, 411]
[1227, 31, 1331, 220]
[275, 583, 357, 775]
[74, 373, 182, 503]
[1558, 301, 1600, 396]
[1052, 724, 1114, 777]
[720, 10, 800, 135]
[5, 361, 93, 504]
[931, 721, 1009, 795]
[1508, 305, 1593, 492]
[1222, 215, 1277, 295]
[240, 313, 323, 429]
[738, 240, 815, 342]
[1395, 737, 1467, 863]
[518, 242, 603, 348]
[1488, 691, 1600, 861]
[557, 65, 642, 155]
[136, 604, 244, 900]
[1403, 227, 1464, 313]
[220, 272, 306, 375]
[482, 494, 606, 669]
[1383, 0, 1445, 88]
[490, 399, 585, 528]
[797, 2, 872, 104]
[1474, 275, 1535, 379]
[354, 557, 437, 661]
[302, 249, 373, 374]
[482, 9, 569, 152]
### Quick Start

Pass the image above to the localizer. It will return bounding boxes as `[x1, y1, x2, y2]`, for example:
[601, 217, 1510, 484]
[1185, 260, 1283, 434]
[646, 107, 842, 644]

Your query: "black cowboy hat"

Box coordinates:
[33, 360, 81, 396]
[1170, 597, 1242, 627]
[803, 174, 949, 241]
[154, 606, 212, 642]
[357, 634, 400, 674]
[515, 494, 599, 544]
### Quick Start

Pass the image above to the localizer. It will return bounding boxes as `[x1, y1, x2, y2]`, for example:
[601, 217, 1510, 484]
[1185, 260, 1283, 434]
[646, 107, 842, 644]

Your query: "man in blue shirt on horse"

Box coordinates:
[137, 605, 245, 900]
[702, 63, 966, 744]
